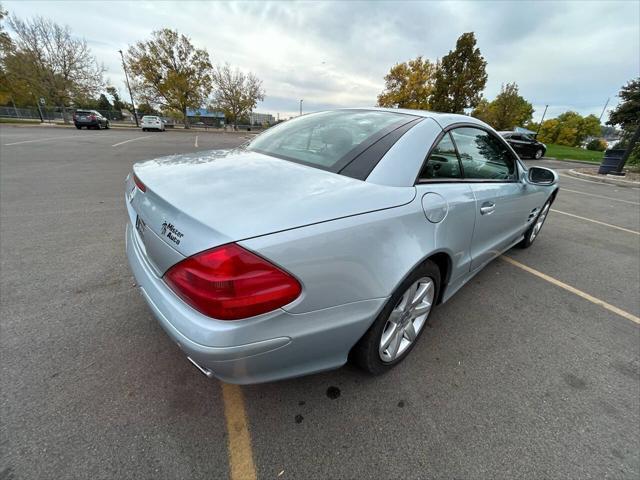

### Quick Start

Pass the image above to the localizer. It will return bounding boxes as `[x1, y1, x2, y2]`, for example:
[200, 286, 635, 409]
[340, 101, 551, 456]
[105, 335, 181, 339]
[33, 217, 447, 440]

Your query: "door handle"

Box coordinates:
[480, 202, 495, 215]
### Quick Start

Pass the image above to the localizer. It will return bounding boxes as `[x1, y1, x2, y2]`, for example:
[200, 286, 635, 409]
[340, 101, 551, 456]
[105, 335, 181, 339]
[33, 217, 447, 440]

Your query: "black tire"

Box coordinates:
[105, 121, 110, 129]
[534, 149, 544, 160]
[518, 197, 552, 248]
[142, 128, 147, 132]
[75, 125, 82, 130]
[352, 260, 441, 375]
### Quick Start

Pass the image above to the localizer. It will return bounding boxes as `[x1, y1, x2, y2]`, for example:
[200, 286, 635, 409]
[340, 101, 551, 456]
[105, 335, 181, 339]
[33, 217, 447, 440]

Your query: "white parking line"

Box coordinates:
[551, 209, 640, 235]
[502, 256, 639, 324]
[194, 135, 198, 147]
[559, 172, 640, 189]
[3, 135, 79, 146]
[560, 188, 640, 205]
[111, 136, 151, 147]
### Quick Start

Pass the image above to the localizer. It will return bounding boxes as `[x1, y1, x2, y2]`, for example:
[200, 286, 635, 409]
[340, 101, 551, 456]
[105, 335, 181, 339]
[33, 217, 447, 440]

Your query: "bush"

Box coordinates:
[586, 138, 607, 151]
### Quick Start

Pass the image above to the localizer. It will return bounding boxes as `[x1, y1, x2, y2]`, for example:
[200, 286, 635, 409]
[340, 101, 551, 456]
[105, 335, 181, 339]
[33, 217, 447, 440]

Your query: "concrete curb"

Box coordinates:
[566, 169, 640, 188]
[543, 156, 600, 166]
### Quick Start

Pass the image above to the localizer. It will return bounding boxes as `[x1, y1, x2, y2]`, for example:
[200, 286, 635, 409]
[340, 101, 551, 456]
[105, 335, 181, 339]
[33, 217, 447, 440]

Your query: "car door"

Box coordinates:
[448, 126, 533, 271]
[509, 134, 527, 157]
[415, 132, 477, 281]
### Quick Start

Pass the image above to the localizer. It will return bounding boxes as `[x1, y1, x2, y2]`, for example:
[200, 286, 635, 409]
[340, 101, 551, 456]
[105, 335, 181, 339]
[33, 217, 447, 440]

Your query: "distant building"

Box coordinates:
[248, 112, 275, 125]
[186, 108, 225, 127]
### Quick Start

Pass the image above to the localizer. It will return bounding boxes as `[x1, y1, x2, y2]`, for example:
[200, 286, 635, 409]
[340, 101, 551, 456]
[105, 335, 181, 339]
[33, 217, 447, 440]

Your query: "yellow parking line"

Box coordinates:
[550, 209, 640, 235]
[221, 383, 257, 480]
[502, 256, 639, 324]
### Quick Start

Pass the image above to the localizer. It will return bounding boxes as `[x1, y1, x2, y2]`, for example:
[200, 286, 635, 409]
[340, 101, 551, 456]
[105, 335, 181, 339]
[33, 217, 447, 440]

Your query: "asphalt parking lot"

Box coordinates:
[1, 125, 639, 480]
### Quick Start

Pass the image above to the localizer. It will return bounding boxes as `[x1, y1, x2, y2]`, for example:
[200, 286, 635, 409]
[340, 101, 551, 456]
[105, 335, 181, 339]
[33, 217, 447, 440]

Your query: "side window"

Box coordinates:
[450, 127, 516, 180]
[419, 132, 462, 180]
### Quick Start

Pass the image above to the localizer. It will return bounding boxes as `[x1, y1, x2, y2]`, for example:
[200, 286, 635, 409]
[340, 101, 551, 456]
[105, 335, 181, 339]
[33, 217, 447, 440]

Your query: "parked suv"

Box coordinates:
[141, 116, 166, 132]
[73, 110, 110, 130]
[500, 131, 546, 159]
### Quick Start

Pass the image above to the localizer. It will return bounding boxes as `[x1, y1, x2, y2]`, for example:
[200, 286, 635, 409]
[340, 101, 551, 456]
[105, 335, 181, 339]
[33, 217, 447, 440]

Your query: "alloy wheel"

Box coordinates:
[379, 277, 434, 362]
[530, 202, 550, 242]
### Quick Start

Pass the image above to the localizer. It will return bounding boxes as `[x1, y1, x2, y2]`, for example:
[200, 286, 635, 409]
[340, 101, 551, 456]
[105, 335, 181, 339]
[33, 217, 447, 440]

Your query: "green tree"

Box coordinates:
[211, 63, 265, 130]
[471, 82, 533, 130]
[377, 56, 436, 109]
[5, 15, 104, 120]
[126, 29, 213, 128]
[607, 78, 640, 165]
[97, 93, 112, 110]
[137, 102, 159, 116]
[430, 32, 487, 113]
[607, 78, 640, 129]
[106, 86, 124, 111]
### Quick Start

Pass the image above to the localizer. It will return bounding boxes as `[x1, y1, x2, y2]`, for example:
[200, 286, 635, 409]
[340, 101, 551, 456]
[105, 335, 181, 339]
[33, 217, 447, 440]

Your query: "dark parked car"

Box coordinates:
[73, 110, 110, 130]
[500, 131, 546, 159]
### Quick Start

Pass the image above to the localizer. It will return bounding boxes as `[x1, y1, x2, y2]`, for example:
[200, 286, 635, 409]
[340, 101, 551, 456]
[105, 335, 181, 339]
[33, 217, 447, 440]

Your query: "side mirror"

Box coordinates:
[527, 166, 556, 185]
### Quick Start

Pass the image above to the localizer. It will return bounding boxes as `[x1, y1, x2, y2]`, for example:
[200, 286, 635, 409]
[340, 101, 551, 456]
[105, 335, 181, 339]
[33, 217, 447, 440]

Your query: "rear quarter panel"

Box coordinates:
[240, 191, 472, 314]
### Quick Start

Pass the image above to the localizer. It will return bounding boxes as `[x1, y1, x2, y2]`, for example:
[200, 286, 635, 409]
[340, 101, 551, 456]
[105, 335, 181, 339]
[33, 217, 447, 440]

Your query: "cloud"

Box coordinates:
[5, 0, 639, 119]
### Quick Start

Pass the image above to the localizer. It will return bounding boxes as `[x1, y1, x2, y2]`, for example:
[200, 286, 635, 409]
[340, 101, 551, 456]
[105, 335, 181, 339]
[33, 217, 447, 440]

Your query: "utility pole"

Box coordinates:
[598, 97, 610, 122]
[299, 99, 303, 116]
[536, 104, 548, 136]
[118, 49, 139, 127]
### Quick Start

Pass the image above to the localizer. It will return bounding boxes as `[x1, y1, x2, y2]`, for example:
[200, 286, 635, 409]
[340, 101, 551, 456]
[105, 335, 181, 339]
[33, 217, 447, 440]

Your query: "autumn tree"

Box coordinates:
[211, 64, 265, 129]
[126, 29, 213, 128]
[430, 32, 487, 113]
[377, 56, 436, 109]
[472, 83, 533, 130]
[537, 111, 601, 147]
[4, 15, 104, 120]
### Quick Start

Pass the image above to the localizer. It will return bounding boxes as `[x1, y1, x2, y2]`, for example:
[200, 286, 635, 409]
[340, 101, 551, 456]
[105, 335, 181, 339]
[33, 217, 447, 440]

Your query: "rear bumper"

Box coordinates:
[125, 224, 385, 384]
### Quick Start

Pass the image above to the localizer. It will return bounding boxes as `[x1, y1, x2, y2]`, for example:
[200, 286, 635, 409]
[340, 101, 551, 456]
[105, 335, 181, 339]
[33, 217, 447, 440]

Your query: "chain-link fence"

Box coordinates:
[0, 106, 132, 123]
[1, 105, 268, 131]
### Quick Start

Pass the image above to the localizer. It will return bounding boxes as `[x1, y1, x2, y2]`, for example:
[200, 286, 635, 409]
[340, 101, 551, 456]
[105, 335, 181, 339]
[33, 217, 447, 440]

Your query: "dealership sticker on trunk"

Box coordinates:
[160, 221, 184, 246]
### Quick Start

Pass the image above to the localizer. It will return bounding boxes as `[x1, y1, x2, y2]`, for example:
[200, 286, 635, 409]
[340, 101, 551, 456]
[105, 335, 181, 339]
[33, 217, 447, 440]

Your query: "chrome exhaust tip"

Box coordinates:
[187, 356, 215, 379]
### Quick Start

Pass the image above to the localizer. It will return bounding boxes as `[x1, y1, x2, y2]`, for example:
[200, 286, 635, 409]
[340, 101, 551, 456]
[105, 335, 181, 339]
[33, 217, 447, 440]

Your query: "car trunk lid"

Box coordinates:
[127, 149, 415, 272]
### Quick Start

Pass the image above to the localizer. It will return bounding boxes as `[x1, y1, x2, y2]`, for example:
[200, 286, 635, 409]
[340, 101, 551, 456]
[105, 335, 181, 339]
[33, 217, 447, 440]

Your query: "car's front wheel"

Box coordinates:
[105, 121, 110, 129]
[353, 260, 440, 374]
[519, 198, 552, 248]
[534, 149, 544, 159]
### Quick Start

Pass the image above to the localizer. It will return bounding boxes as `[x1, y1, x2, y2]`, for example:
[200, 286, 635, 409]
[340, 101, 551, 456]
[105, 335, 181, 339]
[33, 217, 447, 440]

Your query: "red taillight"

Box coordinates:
[133, 173, 146, 192]
[164, 243, 301, 320]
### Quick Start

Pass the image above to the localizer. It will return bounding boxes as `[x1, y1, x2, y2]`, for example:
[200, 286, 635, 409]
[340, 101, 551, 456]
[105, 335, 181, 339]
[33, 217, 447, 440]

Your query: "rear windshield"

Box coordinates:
[143, 116, 159, 121]
[247, 110, 411, 172]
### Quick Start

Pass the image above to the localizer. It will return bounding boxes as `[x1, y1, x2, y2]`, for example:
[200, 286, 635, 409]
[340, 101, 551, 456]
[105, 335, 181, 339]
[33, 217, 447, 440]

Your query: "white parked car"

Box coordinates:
[141, 116, 165, 132]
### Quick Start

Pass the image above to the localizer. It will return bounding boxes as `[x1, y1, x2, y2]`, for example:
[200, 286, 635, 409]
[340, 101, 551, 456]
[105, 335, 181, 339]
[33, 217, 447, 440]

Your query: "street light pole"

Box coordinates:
[598, 97, 610, 123]
[118, 49, 139, 127]
[299, 99, 303, 116]
[536, 104, 548, 136]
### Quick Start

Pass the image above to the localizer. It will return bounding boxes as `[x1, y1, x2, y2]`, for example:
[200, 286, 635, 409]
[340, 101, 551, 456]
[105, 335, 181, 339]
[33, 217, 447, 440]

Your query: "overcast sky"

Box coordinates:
[5, 0, 639, 120]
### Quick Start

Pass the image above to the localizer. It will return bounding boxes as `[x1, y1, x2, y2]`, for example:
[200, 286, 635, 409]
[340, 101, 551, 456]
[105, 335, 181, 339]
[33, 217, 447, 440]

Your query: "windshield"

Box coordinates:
[246, 110, 412, 171]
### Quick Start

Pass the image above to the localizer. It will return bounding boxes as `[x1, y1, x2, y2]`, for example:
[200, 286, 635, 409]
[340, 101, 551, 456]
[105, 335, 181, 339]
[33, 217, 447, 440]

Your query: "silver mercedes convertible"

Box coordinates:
[125, 108, 558, 383]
